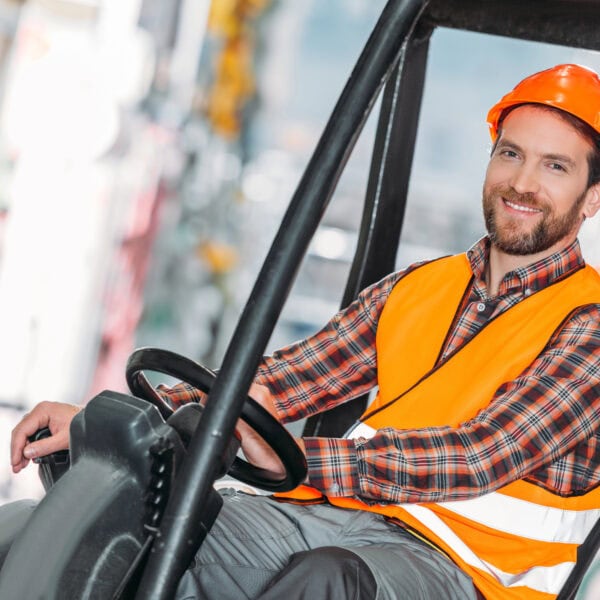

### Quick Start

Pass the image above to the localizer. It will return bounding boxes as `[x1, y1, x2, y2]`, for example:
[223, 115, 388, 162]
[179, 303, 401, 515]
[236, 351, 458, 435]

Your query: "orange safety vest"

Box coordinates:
[278, 254, 600, 599]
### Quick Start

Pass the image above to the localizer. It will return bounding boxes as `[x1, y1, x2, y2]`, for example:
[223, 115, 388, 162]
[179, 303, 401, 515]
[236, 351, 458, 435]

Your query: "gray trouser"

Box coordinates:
[175, 489, 480, 600]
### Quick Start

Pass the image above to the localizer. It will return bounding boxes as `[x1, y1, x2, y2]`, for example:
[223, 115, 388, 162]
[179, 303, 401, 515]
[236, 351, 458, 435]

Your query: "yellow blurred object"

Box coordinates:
[208, 0, 272, 35]
[198, 240, 239, 274]
[206, 36, 256, 137]
[204, 0, 273, 138]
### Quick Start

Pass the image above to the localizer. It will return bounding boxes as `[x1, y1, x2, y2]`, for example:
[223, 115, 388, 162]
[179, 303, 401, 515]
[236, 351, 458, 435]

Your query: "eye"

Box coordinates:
[548, 162, 567, 172]
[499, 149, 518, 159]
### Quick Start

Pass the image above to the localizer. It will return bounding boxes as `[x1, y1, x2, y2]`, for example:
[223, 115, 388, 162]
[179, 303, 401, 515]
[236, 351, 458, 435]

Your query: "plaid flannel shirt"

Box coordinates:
[163, 237, 600, 504]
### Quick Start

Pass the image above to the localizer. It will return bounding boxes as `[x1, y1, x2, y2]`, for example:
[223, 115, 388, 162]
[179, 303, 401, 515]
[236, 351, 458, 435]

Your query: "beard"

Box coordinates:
[483, 186, 585, 256]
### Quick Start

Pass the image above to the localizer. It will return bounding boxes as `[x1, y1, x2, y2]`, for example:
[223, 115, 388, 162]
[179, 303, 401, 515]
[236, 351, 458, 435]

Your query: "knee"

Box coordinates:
[292, 546, 366, 571]
[269, 546, 377, 599]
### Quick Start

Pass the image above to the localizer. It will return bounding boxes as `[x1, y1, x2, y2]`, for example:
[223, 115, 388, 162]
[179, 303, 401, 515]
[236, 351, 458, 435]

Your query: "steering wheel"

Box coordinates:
[125, 347, 307, 493]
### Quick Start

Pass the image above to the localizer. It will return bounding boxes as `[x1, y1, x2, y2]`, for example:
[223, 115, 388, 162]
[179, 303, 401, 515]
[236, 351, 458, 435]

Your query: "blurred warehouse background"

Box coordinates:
[0, 0, 598, 543]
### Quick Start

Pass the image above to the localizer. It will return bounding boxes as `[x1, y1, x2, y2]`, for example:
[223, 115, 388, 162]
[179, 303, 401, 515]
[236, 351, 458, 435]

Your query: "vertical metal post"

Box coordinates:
[303, 23, 433, 438]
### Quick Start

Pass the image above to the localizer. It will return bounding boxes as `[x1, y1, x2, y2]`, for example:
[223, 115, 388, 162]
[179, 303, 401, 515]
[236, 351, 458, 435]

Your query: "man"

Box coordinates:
[10, 64, 600, 599]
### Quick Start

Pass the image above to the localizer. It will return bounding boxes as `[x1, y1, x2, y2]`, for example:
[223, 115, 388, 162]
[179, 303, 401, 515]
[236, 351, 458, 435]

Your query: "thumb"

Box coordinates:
[24, 430, 68, 460]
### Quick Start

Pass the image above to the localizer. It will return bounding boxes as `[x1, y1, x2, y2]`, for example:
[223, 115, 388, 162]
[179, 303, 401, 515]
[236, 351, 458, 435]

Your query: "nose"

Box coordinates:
[509, 163, 540, 196]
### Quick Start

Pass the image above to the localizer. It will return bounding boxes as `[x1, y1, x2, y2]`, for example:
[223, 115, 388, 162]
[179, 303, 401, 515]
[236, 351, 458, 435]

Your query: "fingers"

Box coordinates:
[11, 406, 48, 473]
[10, 401, 80, 474]
[238, 383, 285, 474]
[237, 421, 286, 476]
[24, 428, 70, 462]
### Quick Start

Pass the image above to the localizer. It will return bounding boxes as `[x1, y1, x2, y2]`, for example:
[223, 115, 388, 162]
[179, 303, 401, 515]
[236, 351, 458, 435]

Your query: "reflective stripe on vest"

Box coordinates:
[400, 503, 576, 594]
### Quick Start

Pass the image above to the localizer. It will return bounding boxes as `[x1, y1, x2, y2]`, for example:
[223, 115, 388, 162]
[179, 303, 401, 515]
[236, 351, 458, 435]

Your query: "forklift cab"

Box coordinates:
[1, 1, 600, 598]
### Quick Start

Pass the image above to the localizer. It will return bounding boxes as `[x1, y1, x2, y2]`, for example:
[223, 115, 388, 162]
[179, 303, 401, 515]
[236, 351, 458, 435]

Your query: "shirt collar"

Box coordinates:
[466, 236, 586, 296]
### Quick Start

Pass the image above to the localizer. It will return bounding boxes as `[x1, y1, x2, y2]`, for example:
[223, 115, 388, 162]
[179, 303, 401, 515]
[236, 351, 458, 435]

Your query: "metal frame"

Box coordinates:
[136, 1, 600, 597]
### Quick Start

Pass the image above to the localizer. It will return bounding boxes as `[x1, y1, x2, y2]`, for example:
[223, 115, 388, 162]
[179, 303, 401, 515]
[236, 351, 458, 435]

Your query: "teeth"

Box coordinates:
[504, 199, 540, 213]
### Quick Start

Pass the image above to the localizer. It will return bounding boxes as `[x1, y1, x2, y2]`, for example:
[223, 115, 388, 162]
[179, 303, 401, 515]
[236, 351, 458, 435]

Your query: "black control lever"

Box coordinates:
[28, 427, 70, 491]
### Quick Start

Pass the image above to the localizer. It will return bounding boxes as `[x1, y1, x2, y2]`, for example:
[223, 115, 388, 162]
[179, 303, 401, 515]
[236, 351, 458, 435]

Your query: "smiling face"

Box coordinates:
[483, 104, 600, 258]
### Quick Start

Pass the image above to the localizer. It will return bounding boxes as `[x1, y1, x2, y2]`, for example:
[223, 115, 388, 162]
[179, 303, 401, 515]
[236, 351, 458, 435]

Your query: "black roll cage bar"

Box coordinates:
[136, 1, 600, 598]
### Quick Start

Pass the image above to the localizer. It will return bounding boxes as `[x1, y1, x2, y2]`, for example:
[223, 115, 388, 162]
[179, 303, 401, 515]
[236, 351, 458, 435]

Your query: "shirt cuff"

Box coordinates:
[303, 436, 361, 497]
[157, 381, 206, 409]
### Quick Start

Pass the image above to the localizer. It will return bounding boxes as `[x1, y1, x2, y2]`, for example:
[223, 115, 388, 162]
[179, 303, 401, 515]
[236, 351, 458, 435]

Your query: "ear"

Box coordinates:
[583, 183, 600, 219]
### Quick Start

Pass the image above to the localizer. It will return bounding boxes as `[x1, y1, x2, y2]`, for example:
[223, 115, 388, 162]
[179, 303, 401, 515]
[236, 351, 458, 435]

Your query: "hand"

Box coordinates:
[11, 401, 82, 474]
[236, 383, 305, 478]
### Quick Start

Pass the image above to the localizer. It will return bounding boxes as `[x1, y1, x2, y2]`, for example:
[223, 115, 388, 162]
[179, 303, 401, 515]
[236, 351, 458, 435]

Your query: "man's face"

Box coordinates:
[482, 105, 596, 256]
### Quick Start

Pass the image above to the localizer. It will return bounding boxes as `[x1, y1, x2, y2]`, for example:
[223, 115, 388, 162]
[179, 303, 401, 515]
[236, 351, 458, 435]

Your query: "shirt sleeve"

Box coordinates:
[157, 381, 206, 409]
[254, 270, 404, 423]
[302, 304, 600, 503]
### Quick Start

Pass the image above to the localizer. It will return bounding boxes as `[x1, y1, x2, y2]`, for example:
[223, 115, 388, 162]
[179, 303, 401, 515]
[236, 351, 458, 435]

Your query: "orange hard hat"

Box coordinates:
[486, 63, 600, 141]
